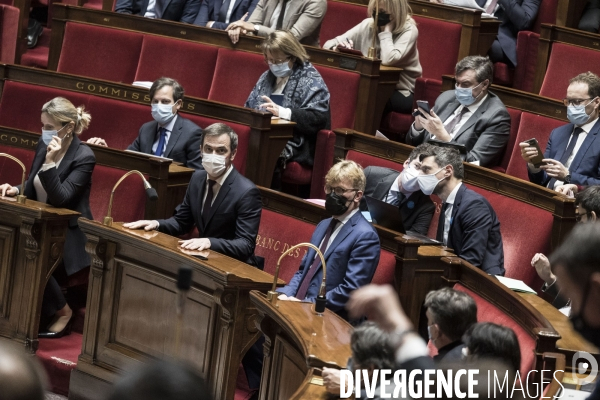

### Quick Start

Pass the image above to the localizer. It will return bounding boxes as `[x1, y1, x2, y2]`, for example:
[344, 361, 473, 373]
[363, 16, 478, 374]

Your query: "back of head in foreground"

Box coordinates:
[0, 342, 46, 400]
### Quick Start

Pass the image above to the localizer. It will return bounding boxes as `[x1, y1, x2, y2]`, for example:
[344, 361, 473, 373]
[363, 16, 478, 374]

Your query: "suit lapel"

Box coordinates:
[453, 95, 492, 141]
[143, 122, 160, 154]
[372, 174, 396, 201]
[448, 185, 466, 247]
[203, 168, 236, 228]
[282, 0, 301, 28]
[552, 125, 576, 165]
[57, 136, 81, 179]
[570, 119, 600, 171]
[163, 116, 183, 158]
[323, 212, 356, 260]
[428, 98, 460, 141]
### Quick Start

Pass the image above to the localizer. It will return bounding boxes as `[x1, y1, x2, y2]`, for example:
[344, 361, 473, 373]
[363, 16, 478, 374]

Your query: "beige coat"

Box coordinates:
[323, 17, 422, 95]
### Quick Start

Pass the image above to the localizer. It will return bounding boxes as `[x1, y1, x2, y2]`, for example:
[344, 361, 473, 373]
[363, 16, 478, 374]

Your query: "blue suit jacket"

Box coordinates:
[193, 0, 260, 29]
[496, 0, 540, 66]
[446, 185, 505, 276]
[115, 0, 200, 23]
[529, 119, 600, 187]
[278, 210, 380, 320]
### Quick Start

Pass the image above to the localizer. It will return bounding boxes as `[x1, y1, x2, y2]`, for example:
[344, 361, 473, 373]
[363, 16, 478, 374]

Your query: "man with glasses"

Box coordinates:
[520, 72, 600, 189]
[277, 160, 381, 321]
[406, 55, 511, 168]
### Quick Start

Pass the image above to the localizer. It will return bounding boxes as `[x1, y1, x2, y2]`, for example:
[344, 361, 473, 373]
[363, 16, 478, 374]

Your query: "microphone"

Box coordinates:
[103, 170, 158, 226]
[175, 267, 192, 356]
[268, 242, 328, 315]
[0, 153, 27, 204]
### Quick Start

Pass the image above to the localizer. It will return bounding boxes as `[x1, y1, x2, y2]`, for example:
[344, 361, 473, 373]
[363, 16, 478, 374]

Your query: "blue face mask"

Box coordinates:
[455, 81, 484, 106]
[41, 124, 67, 145]
[151, 103, 177, 125]
[567, 98, 596, 126]
[269, 61, 293, 78]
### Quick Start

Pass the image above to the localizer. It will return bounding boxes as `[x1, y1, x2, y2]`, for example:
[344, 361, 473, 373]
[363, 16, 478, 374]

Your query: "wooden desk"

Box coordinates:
[69, 220, 280, 400]
[251, 291, 352, 400]
[0, 196, 79, 352]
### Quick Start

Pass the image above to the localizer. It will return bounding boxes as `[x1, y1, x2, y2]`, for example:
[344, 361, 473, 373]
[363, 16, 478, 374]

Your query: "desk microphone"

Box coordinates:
[0, 153, 27, 204]
[175, 267, 192, 356]
[102, 170, 158, 226]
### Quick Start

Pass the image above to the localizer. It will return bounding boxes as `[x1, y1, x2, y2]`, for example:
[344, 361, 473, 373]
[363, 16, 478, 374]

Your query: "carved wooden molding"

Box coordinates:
[20, 217, 40, 260]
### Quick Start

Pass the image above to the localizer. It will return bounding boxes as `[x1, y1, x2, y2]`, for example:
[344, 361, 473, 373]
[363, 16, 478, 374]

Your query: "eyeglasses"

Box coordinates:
[324, 185, 359, 196]
[563, 98, 592, 107]
[264, 56, 290, 66]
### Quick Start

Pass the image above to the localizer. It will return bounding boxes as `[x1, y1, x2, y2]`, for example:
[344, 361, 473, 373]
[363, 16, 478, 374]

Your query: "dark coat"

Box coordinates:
[115, 0, 201, 23]
[193, 0, 260, 29]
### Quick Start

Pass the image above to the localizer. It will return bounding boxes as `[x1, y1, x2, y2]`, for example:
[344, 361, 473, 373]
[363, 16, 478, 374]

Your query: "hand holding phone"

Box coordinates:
[412, 100, 431, 118]
[523, 138, 546, 167]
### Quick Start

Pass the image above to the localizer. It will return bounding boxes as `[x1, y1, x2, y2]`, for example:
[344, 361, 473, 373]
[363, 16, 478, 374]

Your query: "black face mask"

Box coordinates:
[325, 192, 351, 216]
[571, 282, 600, 347]
[372, 10, 391, 27]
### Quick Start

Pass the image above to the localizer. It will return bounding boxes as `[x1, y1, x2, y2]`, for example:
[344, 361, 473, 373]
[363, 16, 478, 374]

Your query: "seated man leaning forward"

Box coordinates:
[87, 77, 203, 170]
[406, 56, 510, 168]
[123, 123, 262, 267]
[418, 147, 505, 275]
[278, 160, 381, 320]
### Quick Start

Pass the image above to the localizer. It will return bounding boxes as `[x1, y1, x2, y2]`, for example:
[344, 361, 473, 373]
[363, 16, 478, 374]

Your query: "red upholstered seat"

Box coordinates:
[0, 145, 35, 185]
[208, 49, 266, 106]
[20, 27, 51, 68]
[345, 149, 403, 172]
[493, 108, 522, 173]
[512, 31, 540, 92]
[505, 112, 564, 181]
[314, 65, 359, 129]
[454, 284, 536, 375]
[531, 0, 558, 34]
[539, 43, 600, 99]
[493, 62, 515, 87]
[467, 185, 550, 287]
[321, 1, 366, 44]
[57, 23, 144, 83]
[371, 249, 395, 285]
[135, 36, 219, 99]
[0, 4, 18, 64]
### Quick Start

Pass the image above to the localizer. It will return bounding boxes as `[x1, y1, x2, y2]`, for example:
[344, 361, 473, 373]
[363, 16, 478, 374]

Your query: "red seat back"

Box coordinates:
[321, 1, 366, 44]
[0, 145, 35, 186]
[208, 49, 266, 106]
[532, 0, 558, 33]
[345, 149, 403, 172]
[371, 249, 395, 285]
[58, 22, 144, 83]
[310, 129, 337, 198]
[413, 16, 461, 80]
[314, 65, 359, 129]
[505, 112, 564, 181]
[0, 4, 18, 64]
[454, 284, 536, 375]
[135, 36, 219, 99]
[497, 108, 522, 172]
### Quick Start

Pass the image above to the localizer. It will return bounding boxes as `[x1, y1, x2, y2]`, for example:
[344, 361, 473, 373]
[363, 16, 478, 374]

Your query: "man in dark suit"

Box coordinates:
[123, 123, 261, 266]
[115, 0, 200, 23]
[406, 56, 510, 168]
[362, 143, 435, 235]
[520, 72, 600, 190]
[418, 147, 505, 275]
[194, 0, 259, 29]
[278, 160, 381, 321]
[87, 77, 203, 170]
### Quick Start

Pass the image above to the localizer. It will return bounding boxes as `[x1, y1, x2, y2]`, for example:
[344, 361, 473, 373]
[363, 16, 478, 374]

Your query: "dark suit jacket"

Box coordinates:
[433, 341, 465, 364]
[278, 211, 380, 321]
[21, 137, 95, 276]
[156, 168, 261, 265]
[407, 90, 511, 168]
[115, 0, 201, 23]
[362, 166, 435, 235]
[529, 119, 600, 187]
[444, 184, 505, 276]
[193, 0, 260, 28]
[127, 115, 203, 170]
[495, 0, 541, 66]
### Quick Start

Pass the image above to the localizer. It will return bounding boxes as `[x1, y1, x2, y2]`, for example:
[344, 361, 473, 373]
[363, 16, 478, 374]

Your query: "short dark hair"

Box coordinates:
[107, 360, 211, 400]
[150, 77, 185, 102]
[575, 185, 600, 215]
[569, 72, 600, 99]
[424, 287, 477, 341]
[201, 123, 238, 152]
[420, 147, 464, 179]
[455, 56, 494, 85]
[463, 322, 521, 373]
[351, 322, 396, 370]
[408, 143, 435, 162]
[550, 223, 600, 283]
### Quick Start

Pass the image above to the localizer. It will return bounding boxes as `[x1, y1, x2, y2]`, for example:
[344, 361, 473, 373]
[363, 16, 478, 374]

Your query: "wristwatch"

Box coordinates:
[254, 25, 260, 34]
[564, 174, 572, 184]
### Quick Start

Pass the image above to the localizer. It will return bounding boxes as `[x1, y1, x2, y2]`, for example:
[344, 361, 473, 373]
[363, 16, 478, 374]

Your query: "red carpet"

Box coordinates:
[36, 333, 83, 396]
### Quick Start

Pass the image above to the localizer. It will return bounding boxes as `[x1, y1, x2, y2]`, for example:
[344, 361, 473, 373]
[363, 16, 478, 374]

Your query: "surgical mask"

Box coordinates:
[372, 10, 391, 26]
[417, 168, 446, 195]
[567, 98, 596, 126]
[269, 62, 292, 78]
[570, 282, 600, 347]
[151, 103, 177, 125]
[455, 81, 484, 106]
[202, 153, 227, 177]
[41, 124, 67, 145]
[325, 192, 350, 215]
[400, 164, 420, 193]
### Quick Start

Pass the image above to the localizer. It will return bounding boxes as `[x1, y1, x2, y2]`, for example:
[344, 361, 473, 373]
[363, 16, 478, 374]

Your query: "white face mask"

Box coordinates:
[400, 164, 420, 193]
[417, 168, 445, 195]
[151, 103, 176, 125]
[202, 153, 227, 177]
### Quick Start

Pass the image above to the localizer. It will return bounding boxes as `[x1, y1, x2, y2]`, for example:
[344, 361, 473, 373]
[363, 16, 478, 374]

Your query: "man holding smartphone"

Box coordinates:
[406, 56, 510, 168]
[519, 72, 600, 189]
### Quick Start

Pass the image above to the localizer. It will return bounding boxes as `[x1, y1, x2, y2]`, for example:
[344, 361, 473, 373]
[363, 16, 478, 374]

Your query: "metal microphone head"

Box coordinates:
[177, 267, 193, 291]
[146, 187, 158, 201]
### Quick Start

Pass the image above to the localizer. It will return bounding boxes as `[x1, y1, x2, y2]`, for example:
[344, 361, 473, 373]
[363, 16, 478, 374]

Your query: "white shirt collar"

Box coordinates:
[445, 181, 462, 205]
[211, 164, 234, 186]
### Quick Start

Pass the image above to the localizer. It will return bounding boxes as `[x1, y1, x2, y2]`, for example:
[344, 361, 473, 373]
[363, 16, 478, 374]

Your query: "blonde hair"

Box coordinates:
[325, 160, 366, 191]
[368, 0, 412, 35]
[41, 97, 91, 135]
[261, 31, 309, 66]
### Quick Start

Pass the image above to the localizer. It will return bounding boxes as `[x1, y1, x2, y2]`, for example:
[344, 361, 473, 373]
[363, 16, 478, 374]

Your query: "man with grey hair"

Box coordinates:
[87, 77, 203, 170]
[124, 123, 263, 267]
[407, 56, 510, 168]
[424, 287, 477, 363]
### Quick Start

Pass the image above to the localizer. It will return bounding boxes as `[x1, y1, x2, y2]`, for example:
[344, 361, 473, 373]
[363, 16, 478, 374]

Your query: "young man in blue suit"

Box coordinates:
[417, 147, 505, 276]
[278, 160, 381, 321]
[193, 0, 259, 29]
[520, 72, 600, 189]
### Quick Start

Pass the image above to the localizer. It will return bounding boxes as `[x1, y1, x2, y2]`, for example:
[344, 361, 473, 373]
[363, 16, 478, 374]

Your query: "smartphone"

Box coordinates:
[524, 138, 546, 167]
[270, 94, 284, 107]
[412, 100, 431, 117]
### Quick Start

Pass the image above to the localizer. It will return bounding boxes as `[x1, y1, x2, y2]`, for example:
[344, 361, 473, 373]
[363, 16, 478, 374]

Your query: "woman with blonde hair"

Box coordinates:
[0, 97, 95, 338]
[323, 0, 422, 114]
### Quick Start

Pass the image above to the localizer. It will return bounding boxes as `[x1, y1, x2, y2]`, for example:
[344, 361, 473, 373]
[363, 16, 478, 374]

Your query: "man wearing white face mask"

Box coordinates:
[406, 56, 510, 168]
[520, 72, 600, 190]
[417, 147, 505, 276]
[361, 143, 436, 235]
[123, 123, 263, 267]
[87, 77, 203, 170]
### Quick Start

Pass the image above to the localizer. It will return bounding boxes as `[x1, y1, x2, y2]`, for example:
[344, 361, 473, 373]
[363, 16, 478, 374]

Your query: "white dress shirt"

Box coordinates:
[385, 177, 401, 205]
[318, 207, 359, 252]
[442, 94, 488, 139]
[442, 182, 462, 246]
[33, 158, 64, 203]
[144, 0, 157, 18]
[224, 0, 237, 23]
[151, 114, 178, 155]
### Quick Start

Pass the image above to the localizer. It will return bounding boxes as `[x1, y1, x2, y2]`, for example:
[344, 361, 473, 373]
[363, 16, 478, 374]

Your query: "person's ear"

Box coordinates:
[482, 79, 490, 91]
[354, 190, 363, 203]
[230, 147, 237, 161]
[173, 100, 182, 113]
[445, 165, 453, 179]
[591, 211, 597, 222]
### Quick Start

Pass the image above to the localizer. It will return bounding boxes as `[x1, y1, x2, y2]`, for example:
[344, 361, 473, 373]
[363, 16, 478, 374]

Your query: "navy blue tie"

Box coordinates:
[154, 127, 167, 157]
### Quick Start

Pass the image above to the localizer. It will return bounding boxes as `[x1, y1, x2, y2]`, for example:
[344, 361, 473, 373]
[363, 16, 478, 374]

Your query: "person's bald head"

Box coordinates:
[0, 342, 46, 400]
